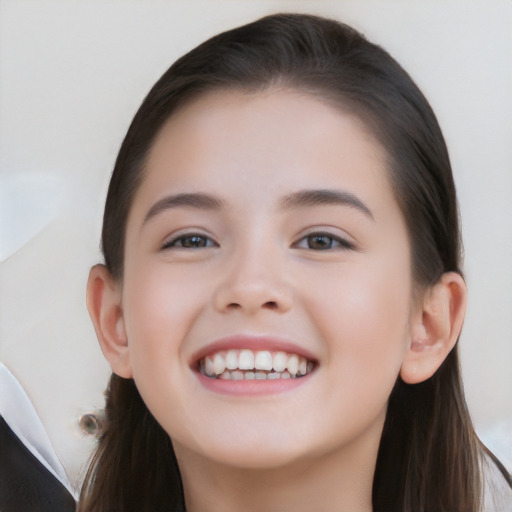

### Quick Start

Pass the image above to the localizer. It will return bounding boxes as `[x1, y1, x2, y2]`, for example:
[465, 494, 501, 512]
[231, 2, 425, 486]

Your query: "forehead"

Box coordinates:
[151, 89, 385, 177]
[129, 87, 400, 225]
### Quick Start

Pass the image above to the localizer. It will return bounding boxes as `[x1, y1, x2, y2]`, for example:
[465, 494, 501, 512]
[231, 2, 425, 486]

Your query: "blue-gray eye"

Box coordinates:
[164, 234, 216, 249]
[295, 233, 353, 251]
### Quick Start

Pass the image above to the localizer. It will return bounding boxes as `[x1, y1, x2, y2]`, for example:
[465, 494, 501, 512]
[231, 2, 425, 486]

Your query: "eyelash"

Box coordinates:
[292, 232, 355, 251]
[162, 231, 354, 251]
[162, 233, 218, 250]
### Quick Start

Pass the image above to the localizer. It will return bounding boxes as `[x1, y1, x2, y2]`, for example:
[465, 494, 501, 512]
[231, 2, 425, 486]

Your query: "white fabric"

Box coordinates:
[483, 455, 512, 512]
[0, 361, 76, 498]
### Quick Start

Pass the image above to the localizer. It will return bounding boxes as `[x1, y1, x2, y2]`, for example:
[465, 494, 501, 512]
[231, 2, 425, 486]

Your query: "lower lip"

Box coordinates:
[195, 371, 312, 396]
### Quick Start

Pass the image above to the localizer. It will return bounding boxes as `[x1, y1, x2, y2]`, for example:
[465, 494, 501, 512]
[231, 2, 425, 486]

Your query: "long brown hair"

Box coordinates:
[80, 13, 511, 511]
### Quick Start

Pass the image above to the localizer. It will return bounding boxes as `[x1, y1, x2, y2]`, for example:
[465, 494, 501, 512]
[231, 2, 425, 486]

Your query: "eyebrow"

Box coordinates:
[143, 188, 374, 225]
[279, 189, 374, 219]
[143, 193, 224, 224]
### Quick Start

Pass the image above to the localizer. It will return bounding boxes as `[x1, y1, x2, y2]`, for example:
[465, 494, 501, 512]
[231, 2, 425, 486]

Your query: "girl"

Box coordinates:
[81, 13, 512, 512]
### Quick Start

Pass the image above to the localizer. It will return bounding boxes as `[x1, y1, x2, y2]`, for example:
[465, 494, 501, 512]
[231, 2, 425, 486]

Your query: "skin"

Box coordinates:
[88, 88, 467, 512]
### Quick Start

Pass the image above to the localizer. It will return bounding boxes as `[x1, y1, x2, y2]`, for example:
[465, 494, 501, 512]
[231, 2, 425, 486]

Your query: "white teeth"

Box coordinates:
[213, 353, 226, 375]
[239, 350, 255, 370]
[225, 350, 238, 370]
[273, 351, 287, 372]
[286, 354, 299, 375]
[299, 358, 307, 376]
[214, 370, 294, 380]
[200, 349, 315, 379]
[205, 356, 214, 376]
[255, 351, 273, 371]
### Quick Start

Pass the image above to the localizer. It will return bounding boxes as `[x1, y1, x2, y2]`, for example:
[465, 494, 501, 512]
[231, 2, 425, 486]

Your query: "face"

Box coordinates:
[119, 88, 417, 469]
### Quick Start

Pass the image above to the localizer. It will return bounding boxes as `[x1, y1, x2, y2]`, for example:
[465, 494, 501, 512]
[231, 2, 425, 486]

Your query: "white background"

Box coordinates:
[1, 0, 511, 487]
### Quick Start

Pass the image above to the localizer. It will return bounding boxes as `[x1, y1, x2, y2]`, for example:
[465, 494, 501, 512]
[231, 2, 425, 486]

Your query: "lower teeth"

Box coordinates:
[215, 370, 295, 380]
[199, 359, 315, 380]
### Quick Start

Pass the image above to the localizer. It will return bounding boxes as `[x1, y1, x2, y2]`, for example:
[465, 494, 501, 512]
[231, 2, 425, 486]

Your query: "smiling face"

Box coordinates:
[112, 88, 418, 469]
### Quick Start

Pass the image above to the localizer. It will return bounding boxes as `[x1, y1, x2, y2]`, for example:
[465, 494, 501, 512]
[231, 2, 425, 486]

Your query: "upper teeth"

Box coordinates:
[199, 349, 314, 379]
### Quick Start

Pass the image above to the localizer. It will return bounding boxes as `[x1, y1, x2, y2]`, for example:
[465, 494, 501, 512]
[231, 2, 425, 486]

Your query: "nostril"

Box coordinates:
[225, 300, 278, 311]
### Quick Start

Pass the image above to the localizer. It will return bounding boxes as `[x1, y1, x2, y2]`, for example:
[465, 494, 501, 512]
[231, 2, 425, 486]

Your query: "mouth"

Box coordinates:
[198, 349, 315, 380]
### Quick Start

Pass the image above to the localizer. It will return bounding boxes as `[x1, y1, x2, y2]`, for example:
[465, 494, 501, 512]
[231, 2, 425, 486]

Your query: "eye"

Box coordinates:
[162, 233, 217, 249]
[293, 232, 354, 251]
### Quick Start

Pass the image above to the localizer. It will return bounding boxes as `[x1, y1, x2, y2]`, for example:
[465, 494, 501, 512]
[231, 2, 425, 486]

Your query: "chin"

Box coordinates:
[205, 445, 310, 471]
[172, 423, 320, 471]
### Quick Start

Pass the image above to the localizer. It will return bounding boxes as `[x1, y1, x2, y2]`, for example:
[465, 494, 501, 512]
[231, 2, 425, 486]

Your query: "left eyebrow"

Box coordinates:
[279, 189, 374, 220]
[143, 193, 225, 225]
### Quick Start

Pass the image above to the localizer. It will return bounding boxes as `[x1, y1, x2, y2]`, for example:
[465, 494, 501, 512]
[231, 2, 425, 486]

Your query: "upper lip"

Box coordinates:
[190, 334, 318, 368]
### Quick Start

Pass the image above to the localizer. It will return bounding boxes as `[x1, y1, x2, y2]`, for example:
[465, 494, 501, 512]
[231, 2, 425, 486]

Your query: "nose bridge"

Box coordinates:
[213, 232, 292, 314]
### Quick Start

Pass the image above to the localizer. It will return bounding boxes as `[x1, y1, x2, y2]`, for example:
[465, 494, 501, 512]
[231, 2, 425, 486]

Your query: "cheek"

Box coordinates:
[121, 263, 208, 373]
[119, 264, 211, 435]
[303, 258, 412, 387]
[314, 275, 410, 437]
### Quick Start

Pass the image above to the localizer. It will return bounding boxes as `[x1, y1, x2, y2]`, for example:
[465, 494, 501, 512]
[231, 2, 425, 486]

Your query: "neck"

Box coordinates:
[174, 431, 379, 512]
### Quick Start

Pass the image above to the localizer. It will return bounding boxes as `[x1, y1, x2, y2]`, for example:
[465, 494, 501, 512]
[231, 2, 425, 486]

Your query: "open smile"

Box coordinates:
[199, 349, 315, 380]
[191, 336, 318, 394]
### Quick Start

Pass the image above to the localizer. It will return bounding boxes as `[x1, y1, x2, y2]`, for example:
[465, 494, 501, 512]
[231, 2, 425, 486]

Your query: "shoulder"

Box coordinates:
[482, 455, 512, 512]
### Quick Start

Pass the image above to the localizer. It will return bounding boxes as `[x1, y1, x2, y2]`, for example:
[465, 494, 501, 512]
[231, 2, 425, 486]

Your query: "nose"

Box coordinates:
[212, 247, 293, 315]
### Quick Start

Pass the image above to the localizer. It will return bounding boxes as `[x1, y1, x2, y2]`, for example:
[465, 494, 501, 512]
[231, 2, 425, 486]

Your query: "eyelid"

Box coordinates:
[161, 229, 219, 250]
[291, 228, 356, 251]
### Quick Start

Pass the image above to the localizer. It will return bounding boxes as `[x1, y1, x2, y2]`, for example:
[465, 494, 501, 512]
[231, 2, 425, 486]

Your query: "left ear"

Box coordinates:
[400, 272, 467, 384]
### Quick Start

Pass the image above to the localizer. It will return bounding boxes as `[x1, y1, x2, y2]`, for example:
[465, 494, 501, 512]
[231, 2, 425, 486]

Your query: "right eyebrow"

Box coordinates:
[279, 188, 374, 220]
[143, 193, 224, 225]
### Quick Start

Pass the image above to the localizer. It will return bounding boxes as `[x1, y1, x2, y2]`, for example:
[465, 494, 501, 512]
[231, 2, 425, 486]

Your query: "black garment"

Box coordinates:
[0, 415, 76, 512]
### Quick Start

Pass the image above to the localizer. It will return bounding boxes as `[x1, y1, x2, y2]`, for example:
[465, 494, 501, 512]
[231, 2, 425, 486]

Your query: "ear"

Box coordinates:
[86, 264, 133, 378]
[400, 272, 467, 384]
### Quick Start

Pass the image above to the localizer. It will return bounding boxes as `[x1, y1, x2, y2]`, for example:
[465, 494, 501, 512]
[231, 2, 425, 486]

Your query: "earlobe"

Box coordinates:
[86, 264, 133, 378]
[400, 272, 467, 384]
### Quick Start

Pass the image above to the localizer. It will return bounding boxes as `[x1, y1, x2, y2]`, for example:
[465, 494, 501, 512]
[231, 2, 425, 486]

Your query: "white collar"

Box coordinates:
[0, 361, 75, 498]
